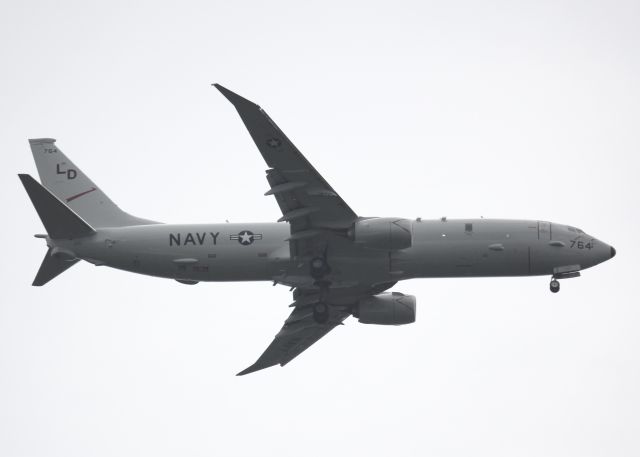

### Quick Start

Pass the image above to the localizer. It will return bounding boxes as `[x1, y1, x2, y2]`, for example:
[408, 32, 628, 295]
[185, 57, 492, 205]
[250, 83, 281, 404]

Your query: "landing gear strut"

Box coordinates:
[313, 302, 329, 324]
[548, 270, 580, 293]
[310, 246, 332, 323]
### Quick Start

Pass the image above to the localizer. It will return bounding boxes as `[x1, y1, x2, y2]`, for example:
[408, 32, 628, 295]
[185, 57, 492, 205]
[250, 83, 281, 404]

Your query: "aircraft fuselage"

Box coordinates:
[56, 218, 613, 287]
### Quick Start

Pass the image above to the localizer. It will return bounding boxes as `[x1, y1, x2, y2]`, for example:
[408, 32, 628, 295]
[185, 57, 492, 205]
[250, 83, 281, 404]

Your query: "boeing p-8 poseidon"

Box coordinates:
[19, 85, 616, 375]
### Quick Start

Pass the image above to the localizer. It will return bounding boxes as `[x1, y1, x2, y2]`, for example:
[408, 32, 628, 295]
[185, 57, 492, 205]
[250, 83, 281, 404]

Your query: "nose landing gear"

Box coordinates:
[548, 269, 581, 293]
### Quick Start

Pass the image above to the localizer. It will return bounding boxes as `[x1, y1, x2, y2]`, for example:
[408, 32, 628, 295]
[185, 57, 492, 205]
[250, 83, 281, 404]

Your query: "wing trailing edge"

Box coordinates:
[236, 305, 350, 376]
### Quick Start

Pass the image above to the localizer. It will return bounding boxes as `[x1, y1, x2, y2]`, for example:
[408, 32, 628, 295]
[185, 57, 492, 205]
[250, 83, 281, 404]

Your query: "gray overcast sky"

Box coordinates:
[1, 1, 639, 456]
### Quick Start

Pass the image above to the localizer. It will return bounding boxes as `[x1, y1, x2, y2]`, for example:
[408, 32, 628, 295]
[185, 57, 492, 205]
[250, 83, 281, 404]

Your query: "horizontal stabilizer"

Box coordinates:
[32, 248, 79, 286]
[18, 174, 95, 239]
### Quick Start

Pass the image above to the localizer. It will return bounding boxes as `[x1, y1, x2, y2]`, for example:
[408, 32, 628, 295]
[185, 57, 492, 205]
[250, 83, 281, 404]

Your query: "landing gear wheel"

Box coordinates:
[310, 257, 330, 279]
[550, 279, 560, 293]
[313, 302, 329, 324]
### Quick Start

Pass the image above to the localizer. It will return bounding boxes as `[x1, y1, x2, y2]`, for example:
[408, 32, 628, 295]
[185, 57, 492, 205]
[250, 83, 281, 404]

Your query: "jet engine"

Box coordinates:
[355, 292, 416, 325]
[349, 217, 412, 250]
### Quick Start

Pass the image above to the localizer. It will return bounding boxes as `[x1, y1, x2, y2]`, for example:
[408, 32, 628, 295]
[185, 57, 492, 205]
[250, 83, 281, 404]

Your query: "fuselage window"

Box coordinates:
[465, 223, 473, 233]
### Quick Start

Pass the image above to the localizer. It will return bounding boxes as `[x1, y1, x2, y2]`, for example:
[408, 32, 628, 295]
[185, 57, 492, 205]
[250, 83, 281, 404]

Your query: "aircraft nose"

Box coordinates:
[610, 246, 616, 258]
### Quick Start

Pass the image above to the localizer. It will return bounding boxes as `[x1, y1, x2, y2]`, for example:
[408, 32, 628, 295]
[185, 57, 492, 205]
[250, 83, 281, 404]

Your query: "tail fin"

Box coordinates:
[19, 174, 95, 239]
[28, 138, 156, 228]
[32, 247, 80, 286]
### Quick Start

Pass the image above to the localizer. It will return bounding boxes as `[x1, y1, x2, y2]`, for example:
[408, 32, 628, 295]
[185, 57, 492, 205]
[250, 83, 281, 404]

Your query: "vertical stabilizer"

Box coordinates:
[28, 138, 156, 228]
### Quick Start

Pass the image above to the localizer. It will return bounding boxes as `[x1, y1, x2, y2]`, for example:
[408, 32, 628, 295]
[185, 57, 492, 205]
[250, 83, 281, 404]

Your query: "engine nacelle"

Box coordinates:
[350, 217, 412, 250]
[356, 292, 416, 325]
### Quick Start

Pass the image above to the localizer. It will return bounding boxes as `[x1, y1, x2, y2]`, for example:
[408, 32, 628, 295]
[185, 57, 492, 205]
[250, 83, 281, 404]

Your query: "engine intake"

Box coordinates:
[350, 217, 412, 250]
[356, 292, 416, 325]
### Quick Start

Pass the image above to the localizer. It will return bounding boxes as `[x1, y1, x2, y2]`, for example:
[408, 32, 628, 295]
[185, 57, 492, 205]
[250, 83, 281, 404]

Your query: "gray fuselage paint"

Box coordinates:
[54, 219, 612, 286]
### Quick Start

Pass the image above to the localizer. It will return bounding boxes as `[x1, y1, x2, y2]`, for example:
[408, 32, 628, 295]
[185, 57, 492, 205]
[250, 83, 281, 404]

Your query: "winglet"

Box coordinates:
[212, 83, 259, 109]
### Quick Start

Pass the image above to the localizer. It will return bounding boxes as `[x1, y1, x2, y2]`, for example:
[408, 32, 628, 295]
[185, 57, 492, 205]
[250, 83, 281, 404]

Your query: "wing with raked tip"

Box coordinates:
[237, 300, 351, 376]
[213, 84, 358, 244]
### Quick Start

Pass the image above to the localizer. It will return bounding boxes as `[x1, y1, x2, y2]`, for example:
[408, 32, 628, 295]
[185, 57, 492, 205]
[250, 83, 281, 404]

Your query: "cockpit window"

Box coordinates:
[568, 226, 585, 234]
[568, 226, 576, 232]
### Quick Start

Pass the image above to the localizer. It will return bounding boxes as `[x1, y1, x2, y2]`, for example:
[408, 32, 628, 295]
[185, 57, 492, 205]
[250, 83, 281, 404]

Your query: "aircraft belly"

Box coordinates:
[332, 253, 390, 284]
[393, 241, 529, 278]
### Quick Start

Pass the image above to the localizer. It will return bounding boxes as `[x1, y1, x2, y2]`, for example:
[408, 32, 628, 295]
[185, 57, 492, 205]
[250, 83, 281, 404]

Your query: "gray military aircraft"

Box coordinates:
[19, 84, 616, 375]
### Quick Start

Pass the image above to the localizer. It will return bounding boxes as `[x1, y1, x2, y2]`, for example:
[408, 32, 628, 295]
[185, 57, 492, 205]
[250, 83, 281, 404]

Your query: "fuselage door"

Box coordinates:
[538, 221, 552, 240]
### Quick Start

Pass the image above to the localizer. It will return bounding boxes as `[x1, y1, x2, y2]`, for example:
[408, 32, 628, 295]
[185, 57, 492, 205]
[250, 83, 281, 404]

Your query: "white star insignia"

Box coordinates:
[239, 232, 253, 244]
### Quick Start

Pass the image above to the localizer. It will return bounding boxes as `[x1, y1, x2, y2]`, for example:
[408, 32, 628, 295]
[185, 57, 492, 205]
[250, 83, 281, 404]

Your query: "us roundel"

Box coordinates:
[266, 137, 282, 148]
[238, 230, 254, 245]
[230, 230, 263, 246]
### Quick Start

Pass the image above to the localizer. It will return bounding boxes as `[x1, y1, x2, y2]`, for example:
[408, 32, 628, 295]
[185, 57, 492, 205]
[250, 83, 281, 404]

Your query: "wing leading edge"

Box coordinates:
[213, 84, 358, 234]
